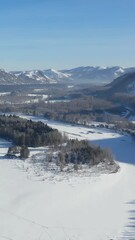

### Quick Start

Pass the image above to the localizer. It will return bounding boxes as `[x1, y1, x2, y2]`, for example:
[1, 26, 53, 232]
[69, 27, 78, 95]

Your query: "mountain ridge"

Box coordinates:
[0, 66, 135, 85]
[107, 71, 135, 94]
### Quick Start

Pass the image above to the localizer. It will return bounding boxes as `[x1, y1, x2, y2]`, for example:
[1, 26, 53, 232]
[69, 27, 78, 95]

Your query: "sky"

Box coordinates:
[0, 0, 135, 71]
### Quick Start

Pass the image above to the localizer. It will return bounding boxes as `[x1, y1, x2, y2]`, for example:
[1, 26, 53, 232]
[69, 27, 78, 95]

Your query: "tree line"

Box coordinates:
[0, 115, 63, 147]
[43, 139, 116, 172]
[2, 115, 117, 172]
[58, 139, 114, 167]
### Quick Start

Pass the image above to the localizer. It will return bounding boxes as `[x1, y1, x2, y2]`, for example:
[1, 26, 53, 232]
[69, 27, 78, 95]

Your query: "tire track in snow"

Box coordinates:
[0, 208, 85, 240]
[0, 235, 14, 240]
[0, 208, 48, 230]
[0, 208, 55, 240]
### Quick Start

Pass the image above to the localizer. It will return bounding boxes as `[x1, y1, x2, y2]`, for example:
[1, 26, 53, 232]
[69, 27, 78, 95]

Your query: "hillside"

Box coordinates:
[0, 69, 18, 84]
[89, 71, 135, 100]
[108, 71, 135, 94]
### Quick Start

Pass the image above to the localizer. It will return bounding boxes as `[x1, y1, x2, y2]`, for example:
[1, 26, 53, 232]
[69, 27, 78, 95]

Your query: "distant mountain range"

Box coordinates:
[61, 66, 135, 84]
[11, 69, 72, 85]
[0, 66, 135, 86]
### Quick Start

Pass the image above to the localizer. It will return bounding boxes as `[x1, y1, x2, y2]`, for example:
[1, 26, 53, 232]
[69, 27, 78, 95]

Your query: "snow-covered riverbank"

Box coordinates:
[0, 116, 135, 240]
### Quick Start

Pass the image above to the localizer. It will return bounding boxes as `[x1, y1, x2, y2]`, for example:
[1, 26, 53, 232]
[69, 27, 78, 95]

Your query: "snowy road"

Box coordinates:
[0, 117, 135, 240]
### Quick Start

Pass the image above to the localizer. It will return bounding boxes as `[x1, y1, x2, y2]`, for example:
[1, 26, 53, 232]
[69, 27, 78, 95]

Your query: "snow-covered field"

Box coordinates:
[0, 116, 135, 240]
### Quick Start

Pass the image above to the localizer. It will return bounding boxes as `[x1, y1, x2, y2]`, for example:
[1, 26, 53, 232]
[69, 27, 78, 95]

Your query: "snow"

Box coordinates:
[0, 116, 135, 239]
[44, 69, 71, 80]
[98, 66, 107, 70]
[42, 94, 48, 100]
[129, 115, 135, 123]
[0, 92, 11, 96]
[21, 70, 57, 84]
[67, 85, 74, 88]
[45, 99, 70, 103]
[116, 67, 125, 74]
[28, 94, 48, 100]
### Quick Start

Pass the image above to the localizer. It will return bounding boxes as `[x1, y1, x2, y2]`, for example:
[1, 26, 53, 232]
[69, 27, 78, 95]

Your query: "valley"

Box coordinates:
[0, 65, 135, 240]
[1, 1, 135, 239]
[0, 116, 135, 239]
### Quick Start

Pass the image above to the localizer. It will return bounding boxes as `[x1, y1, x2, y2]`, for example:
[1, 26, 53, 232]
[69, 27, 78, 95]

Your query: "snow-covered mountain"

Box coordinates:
[61, 66, 135, 84]
[12, 66, 135, 85]
[43, 69, 71, 81]
[13, 70, 57, 84]
[0, 69, 58, 85]
[0, 66, 135, 85]
[11, 69, 68, 85]
[0, 69, 18, 84]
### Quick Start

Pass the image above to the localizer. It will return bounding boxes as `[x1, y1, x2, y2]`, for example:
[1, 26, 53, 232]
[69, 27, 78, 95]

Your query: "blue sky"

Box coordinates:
[0, 0, 135, 70]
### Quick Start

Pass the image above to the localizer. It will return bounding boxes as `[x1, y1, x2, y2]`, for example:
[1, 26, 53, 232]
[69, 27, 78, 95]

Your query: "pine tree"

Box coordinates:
[20, 146, 30, 159]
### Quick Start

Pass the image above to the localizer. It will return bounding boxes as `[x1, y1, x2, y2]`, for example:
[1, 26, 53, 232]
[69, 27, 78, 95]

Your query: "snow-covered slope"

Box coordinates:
[0, 69, 18, 84]
[43, 69, 71, 82]
[13, 70, 57, 84]
[11, 69, 72, 84]
[1, 158, 135, 240]
[12, 69, 71, 84]
[0, 117, 135, 239]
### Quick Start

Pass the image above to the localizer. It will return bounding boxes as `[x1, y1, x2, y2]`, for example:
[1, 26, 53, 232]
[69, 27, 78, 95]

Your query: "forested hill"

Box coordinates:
[0, 115, 63, 147]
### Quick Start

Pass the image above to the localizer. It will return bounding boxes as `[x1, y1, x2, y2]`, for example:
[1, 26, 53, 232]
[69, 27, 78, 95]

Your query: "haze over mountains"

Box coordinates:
[11, 66, 135, 85]
[0, 66, 135, 92]
[61, 66, 135, 84]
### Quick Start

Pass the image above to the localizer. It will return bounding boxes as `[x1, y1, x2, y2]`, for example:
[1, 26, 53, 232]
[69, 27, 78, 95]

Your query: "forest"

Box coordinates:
[55, 139, 115, 171]
[0, 114, 116, 168]
[0, 115, 63, 147]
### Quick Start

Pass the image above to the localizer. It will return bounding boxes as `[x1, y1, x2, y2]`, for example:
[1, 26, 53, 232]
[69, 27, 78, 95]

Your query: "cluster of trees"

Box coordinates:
[53, 139, 114, 171]
[111, 93, 135, 110]
[40, 97, 114, 124]
[30, 139, 116, 172]
[0, 92, 40, 105]
[7, 145, 30, 158]
[0, 91, 134, 137]
[5, 95, 113, 122]
[0, 115, 63, 147]
[0, 92, 133, 128]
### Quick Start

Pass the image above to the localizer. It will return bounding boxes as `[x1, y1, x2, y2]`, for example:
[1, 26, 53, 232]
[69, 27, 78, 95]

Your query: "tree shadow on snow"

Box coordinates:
[92, 135, 135, 239]
[92, 134, 135, 165]
[120, 200, 135, 239]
